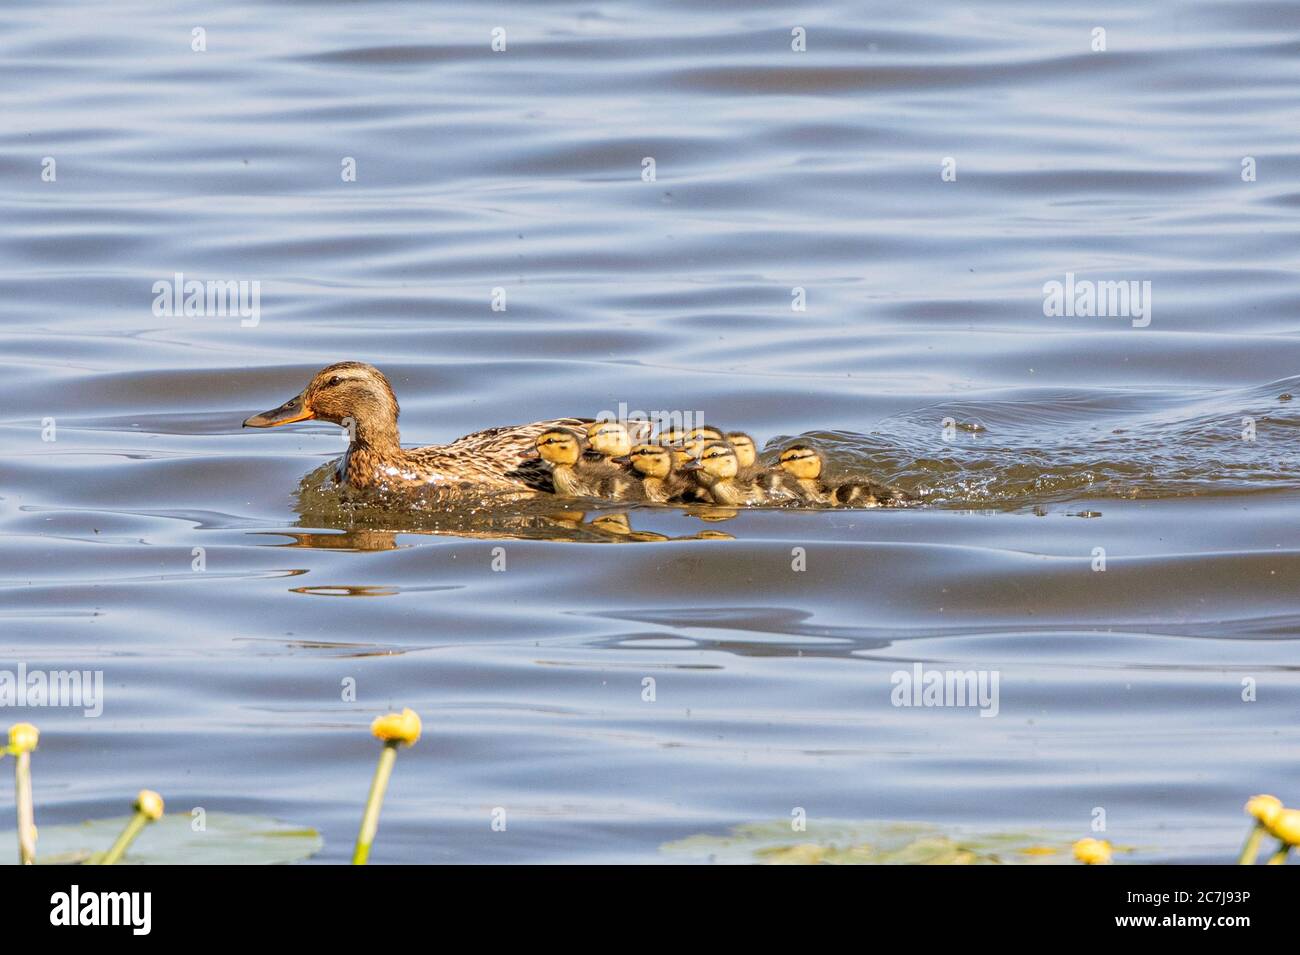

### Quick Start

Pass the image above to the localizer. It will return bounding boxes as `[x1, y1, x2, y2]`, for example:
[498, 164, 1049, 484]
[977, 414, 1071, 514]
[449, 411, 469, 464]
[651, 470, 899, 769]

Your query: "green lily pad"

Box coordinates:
[3, 812, 322, 865]
[663, 819, 1086, 865]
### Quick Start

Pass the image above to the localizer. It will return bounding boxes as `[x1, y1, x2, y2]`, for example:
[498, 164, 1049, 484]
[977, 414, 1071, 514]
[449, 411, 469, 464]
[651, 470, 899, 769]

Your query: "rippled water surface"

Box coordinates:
[1, 1, 1298, 862]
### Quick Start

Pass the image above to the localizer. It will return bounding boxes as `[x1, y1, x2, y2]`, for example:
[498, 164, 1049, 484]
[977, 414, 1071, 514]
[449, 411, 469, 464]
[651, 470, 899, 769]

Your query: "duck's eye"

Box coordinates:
[326, 376, 342, 388]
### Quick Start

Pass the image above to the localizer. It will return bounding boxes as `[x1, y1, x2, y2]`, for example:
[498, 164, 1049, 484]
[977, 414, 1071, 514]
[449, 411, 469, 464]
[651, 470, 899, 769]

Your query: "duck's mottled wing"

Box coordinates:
[447, 418, 594, 492]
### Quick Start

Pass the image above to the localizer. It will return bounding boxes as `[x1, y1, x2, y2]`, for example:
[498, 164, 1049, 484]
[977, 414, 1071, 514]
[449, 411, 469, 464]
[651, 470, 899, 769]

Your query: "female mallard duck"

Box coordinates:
[243, 362, 588, 493]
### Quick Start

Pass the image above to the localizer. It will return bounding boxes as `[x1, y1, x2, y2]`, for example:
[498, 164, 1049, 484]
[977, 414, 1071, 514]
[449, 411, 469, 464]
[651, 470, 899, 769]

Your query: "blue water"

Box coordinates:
[0, 0, 1297, 862]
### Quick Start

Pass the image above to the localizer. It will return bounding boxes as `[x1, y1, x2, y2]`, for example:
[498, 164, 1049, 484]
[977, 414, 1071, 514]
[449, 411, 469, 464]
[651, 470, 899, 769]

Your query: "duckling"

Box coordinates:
[656, 427, 686, 448]
[685, 425, 724, 443]
[585, 420, 633, 460]
[243, 361, 590, 493]
[832, 480, 915, 508]
[682, 441, 765, 506]
[620, 444, 691, 503]
[535, 429, 628, 499]
[585, 421, 639, 498]
[775, 445, 833, 504]
[725, 432, 764, 483]
[680, 425, 728, 463]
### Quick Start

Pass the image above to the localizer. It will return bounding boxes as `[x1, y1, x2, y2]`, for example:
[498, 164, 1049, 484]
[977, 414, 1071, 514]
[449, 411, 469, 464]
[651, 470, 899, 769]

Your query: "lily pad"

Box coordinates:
[3, 812, 322, 865]
[663, 819, 1086, 865]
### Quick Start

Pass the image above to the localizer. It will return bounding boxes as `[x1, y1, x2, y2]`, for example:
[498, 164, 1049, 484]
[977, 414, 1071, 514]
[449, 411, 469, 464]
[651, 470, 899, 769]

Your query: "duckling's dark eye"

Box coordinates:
[325, 376, 342, 388]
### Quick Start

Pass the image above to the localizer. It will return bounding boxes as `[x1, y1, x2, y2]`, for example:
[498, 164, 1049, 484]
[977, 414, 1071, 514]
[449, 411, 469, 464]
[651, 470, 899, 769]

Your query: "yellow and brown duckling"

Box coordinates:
[681, 441, 766, 506]
[655, 427, 686, 448]
[685, 425, 724, 443]
[776, 444, 913, 507]
[584, 420, 634, 461]
[534, 428, 631, 499]
[583, 420, 638, 497]
[618, 443, 691, 503]
[832, 479, 915, 507]
[774, 445, 833, 503]
[243, 361, 588, 493]
[725, 431, 764, 483]
[675, 426, 724, 470]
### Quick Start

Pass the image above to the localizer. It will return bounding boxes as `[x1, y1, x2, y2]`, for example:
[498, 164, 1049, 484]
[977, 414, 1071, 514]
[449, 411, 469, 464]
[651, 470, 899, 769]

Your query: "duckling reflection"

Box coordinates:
[585, 511, 673, 542]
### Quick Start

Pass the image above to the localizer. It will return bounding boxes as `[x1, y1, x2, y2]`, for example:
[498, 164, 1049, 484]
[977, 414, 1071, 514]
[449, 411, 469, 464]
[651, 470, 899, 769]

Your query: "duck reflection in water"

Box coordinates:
[277, 461, 738, 550]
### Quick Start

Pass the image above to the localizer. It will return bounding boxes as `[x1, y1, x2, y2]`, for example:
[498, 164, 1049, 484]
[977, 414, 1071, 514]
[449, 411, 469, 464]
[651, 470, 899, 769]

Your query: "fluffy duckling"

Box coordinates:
[832, 480, 915, 507]
[585, 420, 633, 460]
[725, 431, 764, 483]
[535, 429, 629, 499]
[584, 421, 638, 498]
[775, 445, 834, 504]
[685, 425, 724, 443]
[678, 426, 724, 466]
[655, 427, 686, 448]
[774, 445, 914, 507]
[620, 444, 691, 503]
[682, 441, 764, 506]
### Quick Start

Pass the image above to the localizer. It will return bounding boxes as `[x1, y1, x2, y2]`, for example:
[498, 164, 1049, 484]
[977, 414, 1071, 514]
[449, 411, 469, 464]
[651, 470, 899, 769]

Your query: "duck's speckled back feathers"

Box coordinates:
[349, 416, 594, 493]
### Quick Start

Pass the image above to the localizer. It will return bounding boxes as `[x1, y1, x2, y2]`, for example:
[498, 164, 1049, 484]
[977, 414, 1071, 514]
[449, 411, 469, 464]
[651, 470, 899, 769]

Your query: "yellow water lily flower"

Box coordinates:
[1266, 808, 1300, 846]
[1245, 794, 1283, 828]
[370, 708, 421, 746]
[7, 722, 39, 755]
[134, 790, 165, 821]
[1073, 838, 1113, 865]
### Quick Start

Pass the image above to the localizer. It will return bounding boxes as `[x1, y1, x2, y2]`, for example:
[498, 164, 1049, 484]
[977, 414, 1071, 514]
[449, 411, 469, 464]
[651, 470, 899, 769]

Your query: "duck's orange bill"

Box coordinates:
[243, 392, 315, 428]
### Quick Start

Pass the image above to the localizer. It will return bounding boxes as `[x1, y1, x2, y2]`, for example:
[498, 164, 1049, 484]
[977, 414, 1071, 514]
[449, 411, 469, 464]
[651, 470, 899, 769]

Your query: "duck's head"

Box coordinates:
[585, 420, 632, 458]
[686, 426, 723, 443]
[726, 432, 757, 468]
[680, 430, 718, 464]
[623, 444, 673, 478]
[778, 445, 822, 480]
[535, 428, 583, 467]
[682, 441, 738, 480]
[656, 428, 686, 448]
[243, 362, 400, 443]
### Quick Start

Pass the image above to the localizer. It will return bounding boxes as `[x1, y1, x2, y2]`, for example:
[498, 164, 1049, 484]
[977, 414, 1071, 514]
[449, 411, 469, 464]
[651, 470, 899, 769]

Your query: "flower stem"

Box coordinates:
[1265, 842, 1291, 865]
[14, 752, 36, 865]
[1237, 824, 1265, 865]
[353, 742, 398, 865]
[99, 812, 149, 865]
